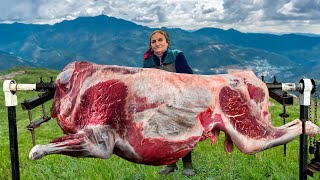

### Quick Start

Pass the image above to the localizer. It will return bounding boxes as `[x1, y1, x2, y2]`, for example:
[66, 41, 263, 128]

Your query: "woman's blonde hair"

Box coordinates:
[149, 29, 170, 48]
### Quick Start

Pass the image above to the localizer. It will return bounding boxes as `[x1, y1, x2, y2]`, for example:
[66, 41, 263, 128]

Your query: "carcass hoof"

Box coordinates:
[29, 145, 45, 160]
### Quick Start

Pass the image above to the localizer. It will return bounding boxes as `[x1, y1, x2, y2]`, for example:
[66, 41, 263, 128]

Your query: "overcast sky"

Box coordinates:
[0, 0, 319, 34]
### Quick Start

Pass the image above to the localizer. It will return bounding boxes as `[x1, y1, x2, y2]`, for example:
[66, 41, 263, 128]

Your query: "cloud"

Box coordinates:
[0, 0, 35, 22]
[36, 0, 107, 21]
[277, 0, 320, 20]
[0, 0, 319, 34]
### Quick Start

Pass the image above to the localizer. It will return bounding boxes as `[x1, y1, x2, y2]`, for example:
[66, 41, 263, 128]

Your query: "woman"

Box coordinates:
[143, 30, 193, 74]
[143, 29, 195, 176]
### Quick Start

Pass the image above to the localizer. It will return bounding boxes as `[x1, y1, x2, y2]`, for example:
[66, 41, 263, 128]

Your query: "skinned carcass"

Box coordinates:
[29, 61, 320, 165]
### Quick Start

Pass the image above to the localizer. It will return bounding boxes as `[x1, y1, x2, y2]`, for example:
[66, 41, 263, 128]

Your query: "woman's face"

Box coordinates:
[150, 32, 169, 55]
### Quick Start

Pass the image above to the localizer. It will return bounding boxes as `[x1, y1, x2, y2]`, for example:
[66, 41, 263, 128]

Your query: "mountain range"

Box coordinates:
[0, 14, 319, 84]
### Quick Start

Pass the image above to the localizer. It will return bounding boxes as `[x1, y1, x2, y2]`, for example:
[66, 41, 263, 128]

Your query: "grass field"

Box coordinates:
[0, 67, 319, 179]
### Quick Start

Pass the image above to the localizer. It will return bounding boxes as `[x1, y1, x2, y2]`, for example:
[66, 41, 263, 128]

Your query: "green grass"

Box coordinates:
[0, 67, 319, 179]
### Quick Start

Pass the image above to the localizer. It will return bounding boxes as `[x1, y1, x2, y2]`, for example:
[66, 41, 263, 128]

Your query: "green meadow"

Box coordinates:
[0, 67, 319, 179]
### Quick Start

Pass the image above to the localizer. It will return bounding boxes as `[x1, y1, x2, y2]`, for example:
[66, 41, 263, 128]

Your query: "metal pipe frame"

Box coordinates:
[3, 80, 55, 180]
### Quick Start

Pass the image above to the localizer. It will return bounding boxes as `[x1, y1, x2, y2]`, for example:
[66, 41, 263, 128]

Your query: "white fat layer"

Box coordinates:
[57, 63, 75, 84]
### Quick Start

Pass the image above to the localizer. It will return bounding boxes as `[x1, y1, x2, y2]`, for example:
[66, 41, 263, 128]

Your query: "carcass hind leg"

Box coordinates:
[29, 126, 116, 160]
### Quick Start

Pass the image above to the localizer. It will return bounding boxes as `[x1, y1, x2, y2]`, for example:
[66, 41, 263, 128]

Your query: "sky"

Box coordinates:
[0, 0, 319, 34]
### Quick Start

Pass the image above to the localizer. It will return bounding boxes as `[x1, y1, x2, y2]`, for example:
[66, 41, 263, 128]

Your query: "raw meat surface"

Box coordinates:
[29, 61, 320, 165]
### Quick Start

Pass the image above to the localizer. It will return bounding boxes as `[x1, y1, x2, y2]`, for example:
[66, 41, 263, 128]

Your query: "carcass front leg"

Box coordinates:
[29, 126, 116, 160]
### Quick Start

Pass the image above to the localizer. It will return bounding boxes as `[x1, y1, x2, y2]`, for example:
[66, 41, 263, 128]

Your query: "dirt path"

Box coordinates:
[0, 71, 25, 81]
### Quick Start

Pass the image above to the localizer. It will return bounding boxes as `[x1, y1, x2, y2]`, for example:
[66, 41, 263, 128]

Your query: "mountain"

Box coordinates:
[0, 50, 30, 70]
[0, 15, 153, 69]
[0, 15, 319, 84]
[295, 33, 320, 37]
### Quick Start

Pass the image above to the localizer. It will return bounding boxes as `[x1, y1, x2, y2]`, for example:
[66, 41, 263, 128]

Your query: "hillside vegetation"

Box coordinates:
[0, 67, 319, 179]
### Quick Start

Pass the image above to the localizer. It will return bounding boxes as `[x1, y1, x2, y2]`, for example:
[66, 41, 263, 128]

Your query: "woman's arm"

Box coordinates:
[175, 52, 193, 74]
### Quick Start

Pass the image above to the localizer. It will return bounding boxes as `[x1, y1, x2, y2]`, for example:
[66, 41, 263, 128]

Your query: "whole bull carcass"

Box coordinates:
[29, 61, 320, 165]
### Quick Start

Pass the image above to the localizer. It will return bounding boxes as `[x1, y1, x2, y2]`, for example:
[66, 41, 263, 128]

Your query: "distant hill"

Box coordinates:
[0, 50, 30, 70]
[0, 14, 319, 84]
[294, 33, 320, 37]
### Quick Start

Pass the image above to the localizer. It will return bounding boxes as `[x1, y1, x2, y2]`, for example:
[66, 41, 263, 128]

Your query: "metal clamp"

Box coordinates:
[3, 80, 18, 107]
[299, 79, 313, 106]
